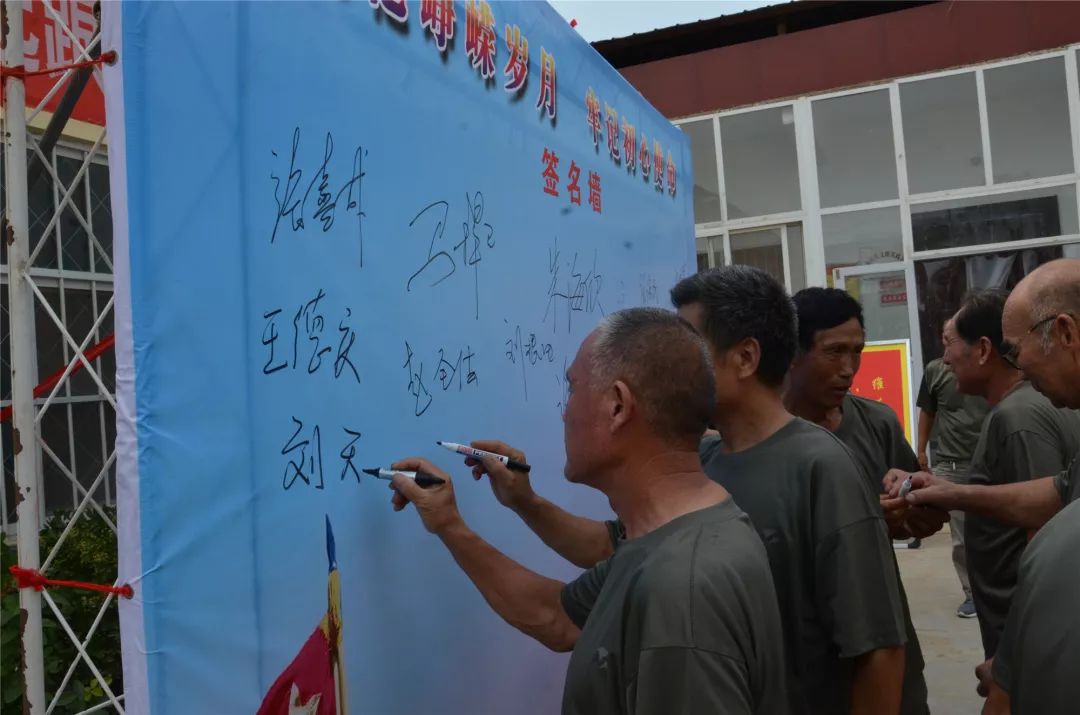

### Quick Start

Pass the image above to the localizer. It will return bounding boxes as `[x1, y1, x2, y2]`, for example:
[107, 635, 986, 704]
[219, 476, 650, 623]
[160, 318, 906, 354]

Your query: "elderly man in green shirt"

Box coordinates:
[915, 331, 989, 619]
[387, 307, 789, 714]
[889, 259, 1080, 715]
[461, 268, 915, 715]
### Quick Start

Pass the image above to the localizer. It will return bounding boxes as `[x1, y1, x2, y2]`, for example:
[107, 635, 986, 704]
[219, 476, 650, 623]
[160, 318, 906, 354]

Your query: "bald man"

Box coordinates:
[890, 259, 1080, 525]
[884, 259, 1080, 714]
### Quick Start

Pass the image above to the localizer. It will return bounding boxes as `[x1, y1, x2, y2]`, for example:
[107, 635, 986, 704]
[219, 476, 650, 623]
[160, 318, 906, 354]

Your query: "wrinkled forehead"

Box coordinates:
[812, 318, 864, 350]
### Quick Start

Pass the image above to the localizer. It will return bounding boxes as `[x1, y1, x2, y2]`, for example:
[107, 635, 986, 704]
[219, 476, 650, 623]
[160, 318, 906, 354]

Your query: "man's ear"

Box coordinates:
[731, 337, 762, 381]
[608, 379, 635, 434]
[979, 336, 994, 365]
[1055, 313, 1080, 349]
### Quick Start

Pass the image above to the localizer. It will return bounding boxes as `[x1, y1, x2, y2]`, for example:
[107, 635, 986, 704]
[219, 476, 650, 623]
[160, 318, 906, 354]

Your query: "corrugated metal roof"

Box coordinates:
[593, 1, 937, 68]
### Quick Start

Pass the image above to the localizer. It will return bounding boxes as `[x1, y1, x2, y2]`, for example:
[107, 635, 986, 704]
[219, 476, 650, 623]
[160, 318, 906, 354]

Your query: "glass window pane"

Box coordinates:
[40, 402, 74, 513]
[786, 224, 807, 292]
[916, 244, 1068, 364]
[985, 57, 1074, 183]
[901, 73, 984, 194]
[695, 235, 725, 272]
[823, 207, 904, 275]
[36, 287, 65, 386]
[97, 289, 116, 394]
[64, 287, 98, 396]
[912, 184, 1078, 252]
[846, 271, 910, 343]
[813, 90, 898, 207]
[71, 400, 107, 502]
[682, 120, 722, 224]
[731, 228, 784, 285]
[57, 155, 91, 271]
[721, 107, 801, 219]
[89, 162, 113, 273]
[29, 149, 59, 269]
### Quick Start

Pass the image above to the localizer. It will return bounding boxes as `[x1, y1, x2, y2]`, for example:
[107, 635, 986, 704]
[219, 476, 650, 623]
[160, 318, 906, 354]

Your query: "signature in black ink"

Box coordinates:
[262, 309, 288, 375]
[403, 341, 434, 417]
[334, 308, 360, 383]
[270, 127, 367, 265]
[543, 237, 605, 333]
[403, 340, 478, 417]
[282, 416, 324, 491]
[407, 192, 495, 320]
[260, 290, 360, 385]
[504, 322, 555, 401]
[340, 428, 362, 482]
[436, 347, 479, 392]
[407, 201, 455, 292]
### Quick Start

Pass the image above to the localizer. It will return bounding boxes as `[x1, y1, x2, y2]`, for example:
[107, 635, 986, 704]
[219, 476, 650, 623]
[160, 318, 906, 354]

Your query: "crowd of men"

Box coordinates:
[387, 257, 1080, 714]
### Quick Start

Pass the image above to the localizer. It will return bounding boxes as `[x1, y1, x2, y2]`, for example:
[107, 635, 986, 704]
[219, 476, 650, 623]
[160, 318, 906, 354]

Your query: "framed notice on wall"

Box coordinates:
[851, 340, 915, 446]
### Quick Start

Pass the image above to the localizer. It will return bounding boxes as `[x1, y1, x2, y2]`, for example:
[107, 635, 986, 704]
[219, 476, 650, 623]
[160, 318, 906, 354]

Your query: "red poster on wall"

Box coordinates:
[850, 340, 914, 445]
[14, 1, 106, 126]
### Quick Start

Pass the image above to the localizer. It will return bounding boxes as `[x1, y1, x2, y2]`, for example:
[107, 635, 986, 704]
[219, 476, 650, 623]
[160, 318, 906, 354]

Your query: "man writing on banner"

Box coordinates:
[914, 328, 989, 619]
[463, 267, 916, 715]
[388, 308, 789, 714]
[886, 259, 1080, 714]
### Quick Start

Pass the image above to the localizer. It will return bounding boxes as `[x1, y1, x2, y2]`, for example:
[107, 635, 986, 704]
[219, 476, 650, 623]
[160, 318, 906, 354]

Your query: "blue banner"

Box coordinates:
[104, 1, 693, 712]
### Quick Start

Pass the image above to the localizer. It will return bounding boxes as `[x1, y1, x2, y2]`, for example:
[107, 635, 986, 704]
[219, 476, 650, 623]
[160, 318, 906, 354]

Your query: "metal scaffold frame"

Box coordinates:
[3, 1, 123, 712]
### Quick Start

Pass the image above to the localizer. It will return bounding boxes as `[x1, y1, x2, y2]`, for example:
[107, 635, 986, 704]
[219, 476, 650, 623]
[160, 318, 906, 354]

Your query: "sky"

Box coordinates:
[547, 0, 779, 43]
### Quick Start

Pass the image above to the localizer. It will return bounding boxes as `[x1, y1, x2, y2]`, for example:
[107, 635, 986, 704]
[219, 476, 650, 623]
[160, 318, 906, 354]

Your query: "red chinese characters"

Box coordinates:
[639, 134, 651, 180]
[537, 48, 557, 120]
[585, 88, 602, 148]
[622, 120, 637, 174]
[588, 171, 602, 214]
[465, 0, 497, 80]
[503, 25, 528, 93]
[420, 0, 455, 52]
[542, 148, 560, 196]
[666, 152, 677, 197]
[370, 0, 408, 23]
[567, 162, 582, 206]
[604, 105, 621, 163]
[653, 140, 664, 191]
[20, 2, 104, 125]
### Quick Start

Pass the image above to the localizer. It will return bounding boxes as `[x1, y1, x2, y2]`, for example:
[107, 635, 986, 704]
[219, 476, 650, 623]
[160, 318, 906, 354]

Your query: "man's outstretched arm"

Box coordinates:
[390, 458, 580, 652]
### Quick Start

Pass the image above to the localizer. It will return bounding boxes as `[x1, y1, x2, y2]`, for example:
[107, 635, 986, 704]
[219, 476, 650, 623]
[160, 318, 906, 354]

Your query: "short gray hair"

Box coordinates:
[589, 307, 715, 444]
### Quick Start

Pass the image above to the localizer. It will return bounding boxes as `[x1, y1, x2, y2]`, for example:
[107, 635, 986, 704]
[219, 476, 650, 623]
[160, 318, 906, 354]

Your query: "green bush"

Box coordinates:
[1, 507, 123, 711]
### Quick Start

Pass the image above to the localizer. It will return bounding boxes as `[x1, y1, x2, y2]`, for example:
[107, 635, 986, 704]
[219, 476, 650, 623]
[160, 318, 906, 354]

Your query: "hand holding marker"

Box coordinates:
[362, 467, 445, 488]
[437, 441, 532, 472]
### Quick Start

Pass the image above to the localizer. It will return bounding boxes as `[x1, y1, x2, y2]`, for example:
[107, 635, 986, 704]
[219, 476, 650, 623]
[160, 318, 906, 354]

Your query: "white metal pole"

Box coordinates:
[3, 1, 48, 712]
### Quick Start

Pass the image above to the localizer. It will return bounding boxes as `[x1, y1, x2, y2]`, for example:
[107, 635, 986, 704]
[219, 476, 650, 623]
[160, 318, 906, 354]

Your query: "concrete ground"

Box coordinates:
[896, 527, 986, 714]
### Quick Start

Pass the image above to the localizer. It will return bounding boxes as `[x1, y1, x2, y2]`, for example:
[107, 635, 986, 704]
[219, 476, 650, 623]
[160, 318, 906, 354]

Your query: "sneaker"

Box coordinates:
[908, 538, 921, 549]
[957, 599, 977, 619]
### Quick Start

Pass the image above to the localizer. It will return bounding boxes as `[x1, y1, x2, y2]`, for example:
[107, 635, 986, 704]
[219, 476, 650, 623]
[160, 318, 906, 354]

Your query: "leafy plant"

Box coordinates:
[1, 507, 123, 711]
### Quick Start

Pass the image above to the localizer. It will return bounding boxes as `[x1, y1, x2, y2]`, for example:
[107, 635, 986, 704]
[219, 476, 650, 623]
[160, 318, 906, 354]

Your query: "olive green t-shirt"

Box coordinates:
[992, 498, 1080, 714]
[829, 398, 929, 715]
[965, 381, 1080, 658]
[835, 394, 921, 495]
[560, 499, 788, 715]
[915, 358, 989, 465]
[696, 420, 912, 715]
